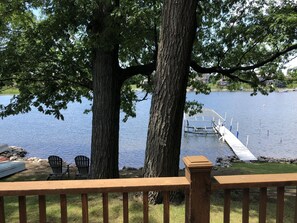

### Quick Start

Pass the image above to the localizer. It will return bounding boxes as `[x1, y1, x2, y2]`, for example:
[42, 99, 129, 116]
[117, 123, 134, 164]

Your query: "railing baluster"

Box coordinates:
[102, 193, 109, 223]
[259, 187, 267, 223]
[0, 196, 5, 223]
[38, 195, 46, 223]
[185, 189, 190, 223]
[276, 186, 285, 223]
[81, 194, 88, 223]
[143, 191, 149, 223]
[295, 186, 297, 223]
[224, 189, 231, 223]
[123, 192, 129, 223]
[242, 188, 249, 223]
[163, 191, 170, 223]
[18, 196, 27, 223]
[60, 194, 67, 223]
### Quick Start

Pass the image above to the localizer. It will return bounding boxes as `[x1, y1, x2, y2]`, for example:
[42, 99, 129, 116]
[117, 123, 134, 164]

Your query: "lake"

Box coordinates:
[1, 91, 297, 168]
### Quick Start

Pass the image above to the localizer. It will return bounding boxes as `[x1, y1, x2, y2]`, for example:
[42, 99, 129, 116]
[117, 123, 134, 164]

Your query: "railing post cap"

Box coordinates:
[183, 156, 212, 169]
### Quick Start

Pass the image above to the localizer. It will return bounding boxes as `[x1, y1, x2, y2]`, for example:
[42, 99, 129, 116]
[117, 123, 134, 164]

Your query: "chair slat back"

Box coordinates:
[48, 155, 63, 174]
[75, 156, 90, 176]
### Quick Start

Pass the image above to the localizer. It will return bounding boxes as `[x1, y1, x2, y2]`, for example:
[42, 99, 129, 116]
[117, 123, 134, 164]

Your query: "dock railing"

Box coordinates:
[1, 156, 297, 222]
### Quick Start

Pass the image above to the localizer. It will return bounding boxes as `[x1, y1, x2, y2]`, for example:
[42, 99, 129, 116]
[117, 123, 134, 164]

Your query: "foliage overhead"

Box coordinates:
[0, 0, 296, 118]
[0, 0, 158, 120]
[190, 0, 297, 95]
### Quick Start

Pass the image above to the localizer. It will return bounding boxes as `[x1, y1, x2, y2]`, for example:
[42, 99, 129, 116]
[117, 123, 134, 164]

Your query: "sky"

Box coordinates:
[283, 57, 297, 75]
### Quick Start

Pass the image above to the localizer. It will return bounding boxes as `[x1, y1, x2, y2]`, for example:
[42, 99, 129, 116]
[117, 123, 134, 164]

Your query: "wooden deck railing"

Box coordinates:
[0, 156, 212, 223]
[0, 177, 190, 223]
[1, 156, 297, 222]
[212, 173, 297, 223]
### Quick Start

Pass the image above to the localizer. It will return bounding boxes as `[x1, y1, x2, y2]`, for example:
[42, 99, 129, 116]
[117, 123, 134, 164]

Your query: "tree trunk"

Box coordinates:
[89, 1, 122, 179]
[144, 0, 197, 180]
[91, 48, 121, 179]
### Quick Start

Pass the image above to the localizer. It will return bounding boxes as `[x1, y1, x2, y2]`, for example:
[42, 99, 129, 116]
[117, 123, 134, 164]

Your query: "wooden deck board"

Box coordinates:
[0, 177, 190, 196]
[213, 173, 297, 189]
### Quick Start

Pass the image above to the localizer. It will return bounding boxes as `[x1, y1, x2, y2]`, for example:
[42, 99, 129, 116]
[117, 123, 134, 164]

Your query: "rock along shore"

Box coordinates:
[0, 146, 27, 161]
[216, 155, 297, 168]
[2, 146, 297, 170]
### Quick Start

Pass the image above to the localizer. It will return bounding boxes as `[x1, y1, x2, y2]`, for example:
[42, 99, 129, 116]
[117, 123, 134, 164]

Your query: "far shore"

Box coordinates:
[2, 86, 297, 96]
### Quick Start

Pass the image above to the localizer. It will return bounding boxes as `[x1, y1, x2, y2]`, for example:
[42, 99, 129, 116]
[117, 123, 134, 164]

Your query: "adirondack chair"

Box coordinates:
[47, 155, 70, 180]
[74, 155, 90, 179]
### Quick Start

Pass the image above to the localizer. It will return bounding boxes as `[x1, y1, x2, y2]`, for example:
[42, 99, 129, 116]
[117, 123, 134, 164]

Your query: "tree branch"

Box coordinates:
[191, 43, 297, 82]
[119, 62, 156, 81]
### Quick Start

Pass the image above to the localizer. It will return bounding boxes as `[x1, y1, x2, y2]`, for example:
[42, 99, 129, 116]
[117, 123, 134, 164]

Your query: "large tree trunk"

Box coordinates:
[89, 1, 121, 179]
[144, 0, 197, 180]
[91, 49, 121, 179]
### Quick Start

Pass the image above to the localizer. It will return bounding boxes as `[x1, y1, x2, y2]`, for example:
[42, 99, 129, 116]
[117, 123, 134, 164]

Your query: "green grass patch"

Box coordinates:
[216, 163, 297, 175]
[0, 87, 19, 95]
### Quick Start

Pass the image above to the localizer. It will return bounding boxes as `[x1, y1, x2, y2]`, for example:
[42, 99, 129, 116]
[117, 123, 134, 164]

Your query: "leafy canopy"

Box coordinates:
[1, 0, 296, 118]
[0, 0, 158, 120]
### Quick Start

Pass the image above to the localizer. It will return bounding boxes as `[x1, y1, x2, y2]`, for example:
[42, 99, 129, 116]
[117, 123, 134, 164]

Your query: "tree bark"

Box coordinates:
[144, 0, 197, 180]
[91, 48, 121, 179]
[89, 1, 121, 178]
[89, 1, 157, 179]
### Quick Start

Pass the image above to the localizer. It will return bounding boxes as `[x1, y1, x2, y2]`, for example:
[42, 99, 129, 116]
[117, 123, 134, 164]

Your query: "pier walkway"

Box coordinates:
[214, 125, 257, 161]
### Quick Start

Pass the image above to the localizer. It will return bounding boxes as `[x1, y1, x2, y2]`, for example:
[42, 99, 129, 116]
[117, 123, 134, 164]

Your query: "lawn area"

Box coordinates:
[0, 87, 19, 95]
[1, 161, 297, 222]
[214, 161, 297, 175]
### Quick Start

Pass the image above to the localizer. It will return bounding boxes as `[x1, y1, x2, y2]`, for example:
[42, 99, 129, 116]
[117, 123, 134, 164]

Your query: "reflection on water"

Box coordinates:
[0, 91, 297, 168]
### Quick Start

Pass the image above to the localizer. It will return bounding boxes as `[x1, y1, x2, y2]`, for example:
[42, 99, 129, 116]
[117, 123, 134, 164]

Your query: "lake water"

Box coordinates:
[1, 91, 297, 168]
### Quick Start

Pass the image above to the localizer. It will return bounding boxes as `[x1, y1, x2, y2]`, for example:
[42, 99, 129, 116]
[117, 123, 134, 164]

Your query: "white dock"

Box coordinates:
[214, 125, 257, 161]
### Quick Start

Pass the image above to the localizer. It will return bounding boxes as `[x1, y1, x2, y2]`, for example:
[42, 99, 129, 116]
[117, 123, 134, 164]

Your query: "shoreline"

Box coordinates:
[2, 146, 297, 182]
[2, 146, 297, 169]
[2, 87, 297, 96]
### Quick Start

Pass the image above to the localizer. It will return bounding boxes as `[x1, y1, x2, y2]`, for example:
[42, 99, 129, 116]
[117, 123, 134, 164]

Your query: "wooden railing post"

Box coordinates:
[183, 156, 213, 223]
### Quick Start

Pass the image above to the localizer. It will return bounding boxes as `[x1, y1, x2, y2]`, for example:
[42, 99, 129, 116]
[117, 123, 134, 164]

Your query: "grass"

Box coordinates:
[0, 87, 19, 95]
[213, 161, 297, 176]
[230, 162, 297, 174]
[1, 162, 297, 222]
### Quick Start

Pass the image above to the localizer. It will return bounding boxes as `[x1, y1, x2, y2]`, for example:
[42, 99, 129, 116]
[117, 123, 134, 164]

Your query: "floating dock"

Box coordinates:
[183, 108, 221, 135]
[184, 108, 257, 162]
[214, 125, 257, 161]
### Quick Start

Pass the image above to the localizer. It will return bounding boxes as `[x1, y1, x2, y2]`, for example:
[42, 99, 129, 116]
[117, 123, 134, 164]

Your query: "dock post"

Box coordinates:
[246, 135, 249, 147]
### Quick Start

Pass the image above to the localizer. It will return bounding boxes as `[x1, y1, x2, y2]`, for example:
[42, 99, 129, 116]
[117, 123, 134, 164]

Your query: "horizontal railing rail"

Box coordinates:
[0, 177, 190, 196]
[212, 173, 297, 190]
[0, 177, 190, 223]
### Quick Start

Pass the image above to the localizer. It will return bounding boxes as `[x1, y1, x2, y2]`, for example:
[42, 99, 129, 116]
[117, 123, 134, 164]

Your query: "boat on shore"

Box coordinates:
[0, 144, 26, 178]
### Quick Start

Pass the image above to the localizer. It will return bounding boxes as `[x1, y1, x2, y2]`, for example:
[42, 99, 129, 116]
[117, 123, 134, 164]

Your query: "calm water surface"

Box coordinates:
[0, 91, 297, 168]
